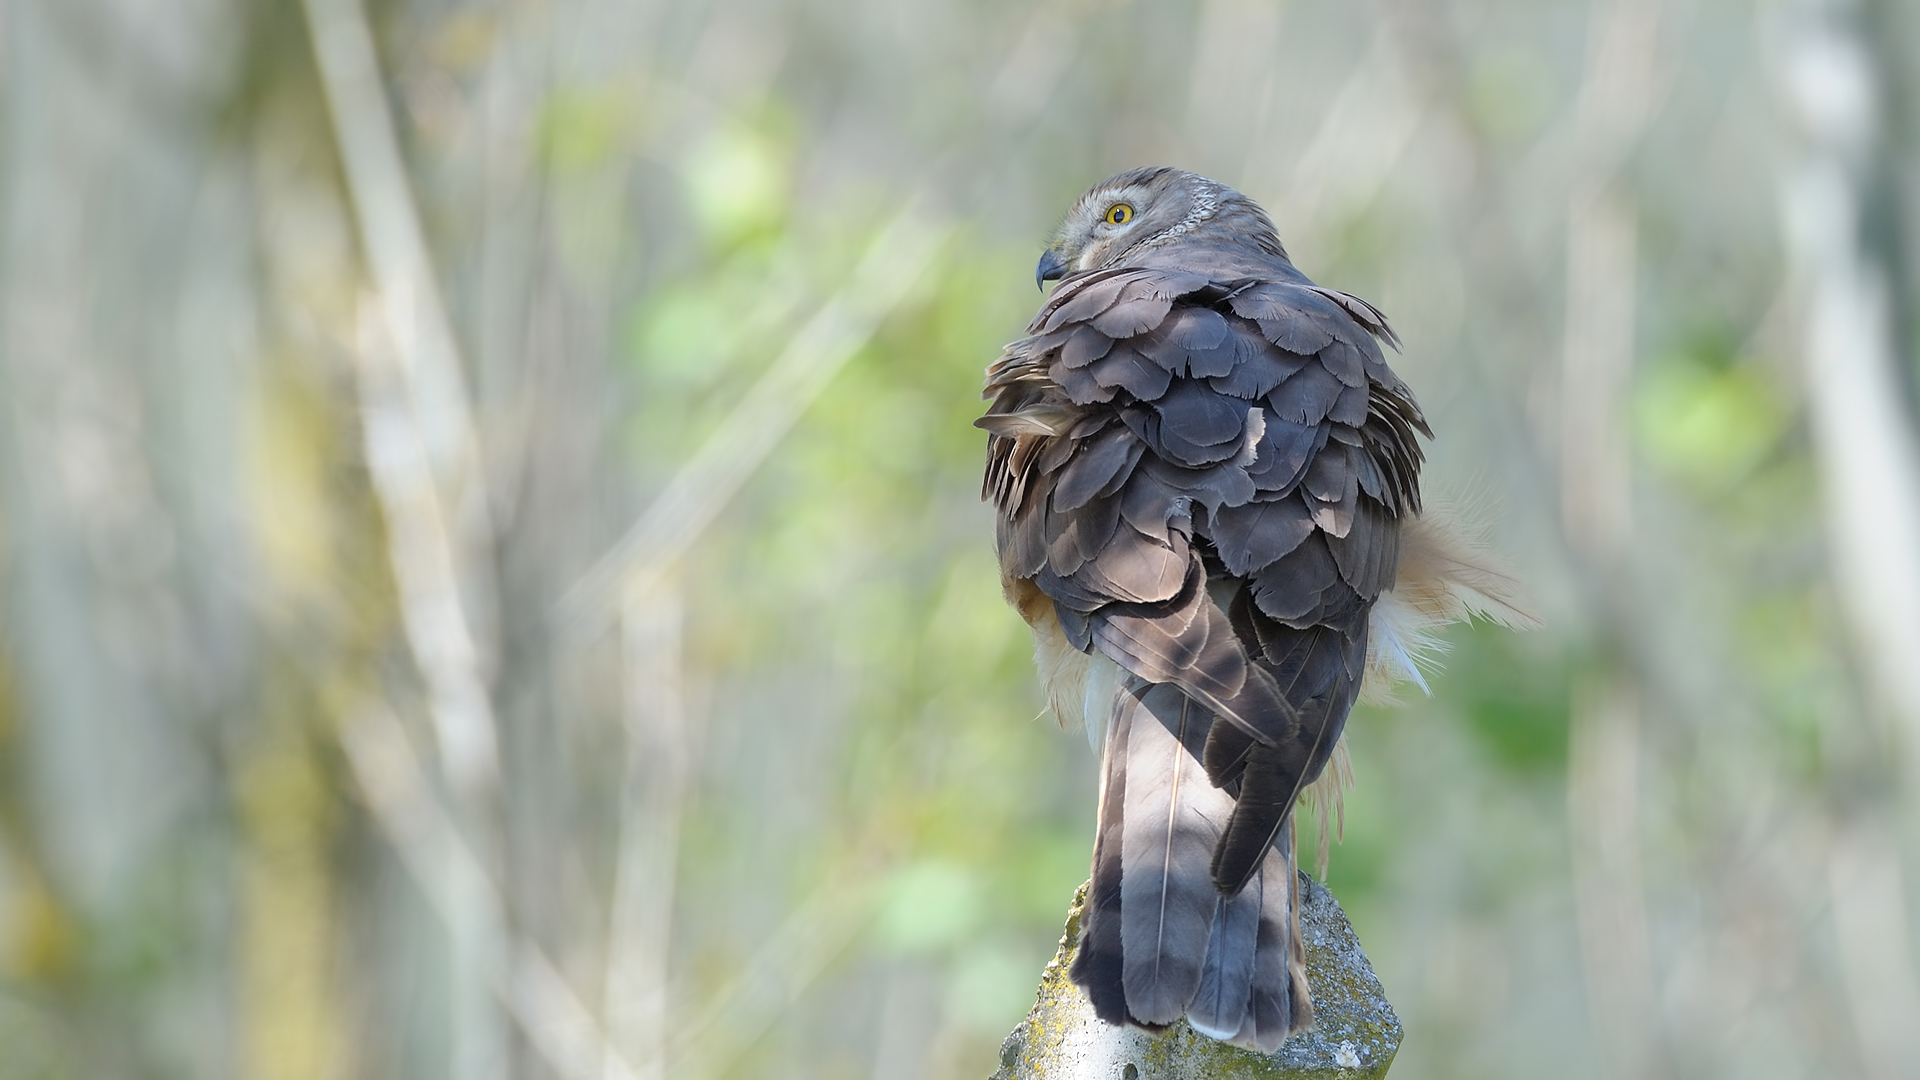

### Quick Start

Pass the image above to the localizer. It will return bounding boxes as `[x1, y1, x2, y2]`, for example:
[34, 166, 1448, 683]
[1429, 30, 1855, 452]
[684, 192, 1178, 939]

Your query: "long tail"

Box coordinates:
[1068, 674, 1311, 1052]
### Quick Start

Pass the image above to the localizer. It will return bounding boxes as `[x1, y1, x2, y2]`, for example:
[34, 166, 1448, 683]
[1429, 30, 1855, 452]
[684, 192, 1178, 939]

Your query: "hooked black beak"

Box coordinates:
[1035, 247, 1069, 290]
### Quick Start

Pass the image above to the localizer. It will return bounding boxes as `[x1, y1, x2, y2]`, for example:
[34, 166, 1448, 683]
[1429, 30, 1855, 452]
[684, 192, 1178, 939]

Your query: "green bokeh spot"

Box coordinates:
[873, 859, 983, 955]
[1637, 353, 1788, 492]
[683, 122, 789, 242]
[1445, 626, 1573, 775]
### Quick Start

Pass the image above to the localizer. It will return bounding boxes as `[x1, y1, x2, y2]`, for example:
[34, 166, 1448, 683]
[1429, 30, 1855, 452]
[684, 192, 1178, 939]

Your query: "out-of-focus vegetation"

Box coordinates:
[4, 1, 1920, 1079]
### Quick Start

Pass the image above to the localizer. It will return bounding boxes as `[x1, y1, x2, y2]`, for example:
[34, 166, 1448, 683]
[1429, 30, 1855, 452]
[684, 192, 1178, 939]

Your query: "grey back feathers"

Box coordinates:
[980, 168, 1427, 1052]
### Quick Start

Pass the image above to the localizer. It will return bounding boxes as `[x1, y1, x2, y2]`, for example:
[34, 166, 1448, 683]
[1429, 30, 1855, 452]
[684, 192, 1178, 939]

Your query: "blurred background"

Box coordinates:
[4, 0, 1920, 1078]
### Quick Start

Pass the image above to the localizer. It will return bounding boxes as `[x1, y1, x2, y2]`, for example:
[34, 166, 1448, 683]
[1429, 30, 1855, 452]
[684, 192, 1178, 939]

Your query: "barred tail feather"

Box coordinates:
[1188, 886, 1260, 1042]
[1069, 664, 1314, 1052]
[1236, 820, 1311, 1049]
[1118, 682, 1224, 1024]
[1070, 679, 1132, 1026]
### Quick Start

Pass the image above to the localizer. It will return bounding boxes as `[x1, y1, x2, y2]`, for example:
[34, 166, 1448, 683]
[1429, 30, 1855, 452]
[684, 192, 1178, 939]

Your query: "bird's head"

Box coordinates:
[1035, 166, 1284, 288]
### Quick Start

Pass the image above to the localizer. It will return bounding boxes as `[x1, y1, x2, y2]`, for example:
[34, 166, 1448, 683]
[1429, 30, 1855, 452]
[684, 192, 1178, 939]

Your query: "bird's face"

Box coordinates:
[1036, 168, 1213, 288]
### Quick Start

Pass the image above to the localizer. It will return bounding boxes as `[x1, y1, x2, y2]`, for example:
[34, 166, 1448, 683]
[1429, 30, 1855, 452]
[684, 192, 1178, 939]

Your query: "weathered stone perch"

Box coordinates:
[991, 875, 1400, 1079]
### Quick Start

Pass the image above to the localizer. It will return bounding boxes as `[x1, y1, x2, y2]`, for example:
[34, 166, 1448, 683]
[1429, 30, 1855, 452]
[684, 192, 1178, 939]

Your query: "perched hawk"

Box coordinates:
[978, 167, 1532, 1051]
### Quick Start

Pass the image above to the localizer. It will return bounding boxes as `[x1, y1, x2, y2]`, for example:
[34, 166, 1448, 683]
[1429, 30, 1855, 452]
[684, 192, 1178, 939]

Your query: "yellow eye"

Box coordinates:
[1104, 203, 1133, 225]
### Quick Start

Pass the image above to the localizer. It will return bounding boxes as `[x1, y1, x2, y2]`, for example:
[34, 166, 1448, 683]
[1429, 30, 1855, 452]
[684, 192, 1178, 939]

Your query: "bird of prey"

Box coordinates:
[978, 167, 1533, 1051]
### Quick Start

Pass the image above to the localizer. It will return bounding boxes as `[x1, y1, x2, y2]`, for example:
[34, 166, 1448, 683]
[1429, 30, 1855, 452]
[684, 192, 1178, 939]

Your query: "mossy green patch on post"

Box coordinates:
[992, 878, 1400, 1080]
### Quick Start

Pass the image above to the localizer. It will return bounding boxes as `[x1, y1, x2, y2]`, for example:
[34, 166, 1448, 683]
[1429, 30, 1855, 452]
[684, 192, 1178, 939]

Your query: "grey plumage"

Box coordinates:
[980, 167, 1429, 1051]
[1116, 681, 1219, 1024]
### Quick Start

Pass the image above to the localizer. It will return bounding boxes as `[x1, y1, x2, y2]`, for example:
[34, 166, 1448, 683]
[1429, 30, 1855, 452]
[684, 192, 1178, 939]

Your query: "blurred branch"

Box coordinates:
[309, 0, 502, 791]
[340, 704, 645, 1080]
[666, 867, 879, 1078]
[350, 299, 507, 1075]
[1566, 676, 1655, 1069]
[1827, 822, 1920, 1080]
[1559, 0, 1663, 564]
[603, 581, 691, 1080]
[1780, 5, 1920, 1077]
[1558, 185, 1638, 562]
[1275, 29, 1424, 241]
[1780, 0, 1920, 758]
[307, 6, 516, 1073]
[1558, 2, 1667, 1076]
[353, 302, 502, 789]
[552, 205, 952, 637]
[305, 0, 492, 515]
